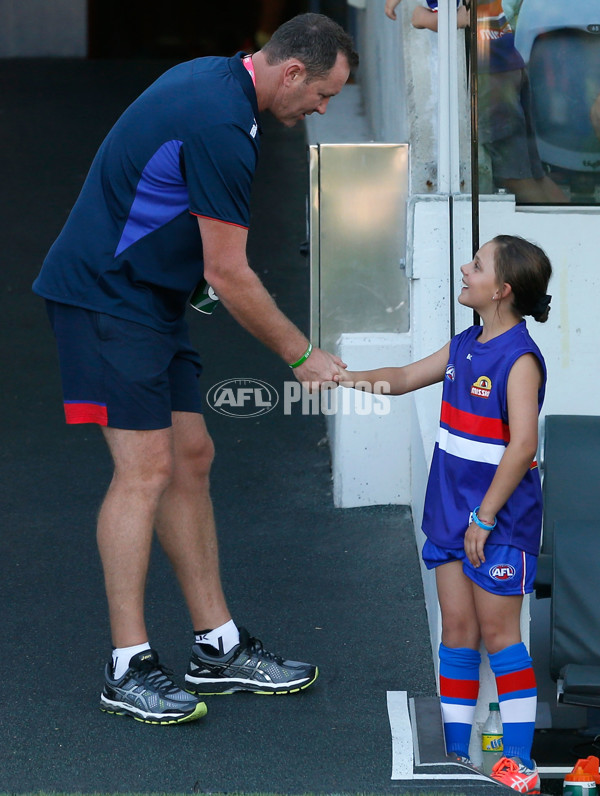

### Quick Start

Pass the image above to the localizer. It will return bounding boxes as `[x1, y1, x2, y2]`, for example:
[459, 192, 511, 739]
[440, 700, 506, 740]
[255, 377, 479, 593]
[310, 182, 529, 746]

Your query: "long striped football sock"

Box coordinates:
[439, 644, 481, 757]
[489, 642, 537, 769]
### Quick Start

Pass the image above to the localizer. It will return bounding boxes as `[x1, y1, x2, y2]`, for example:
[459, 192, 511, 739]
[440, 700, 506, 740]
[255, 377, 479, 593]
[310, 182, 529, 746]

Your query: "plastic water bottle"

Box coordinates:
[481, 702, 503, 775]
[563, 774, 597, 796]
[563, 756, 599, 796]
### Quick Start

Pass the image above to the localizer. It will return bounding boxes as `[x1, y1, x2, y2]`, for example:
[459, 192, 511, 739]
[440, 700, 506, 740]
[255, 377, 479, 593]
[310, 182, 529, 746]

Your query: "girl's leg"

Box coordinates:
[436, 562, 482, 758]
[474, 586, 537, 768]
[436, 561, 481, 649]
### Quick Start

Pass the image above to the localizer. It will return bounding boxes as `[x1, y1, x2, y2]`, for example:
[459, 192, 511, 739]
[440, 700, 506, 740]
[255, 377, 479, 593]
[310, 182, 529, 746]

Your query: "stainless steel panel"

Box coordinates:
[309, 143, 409, 352]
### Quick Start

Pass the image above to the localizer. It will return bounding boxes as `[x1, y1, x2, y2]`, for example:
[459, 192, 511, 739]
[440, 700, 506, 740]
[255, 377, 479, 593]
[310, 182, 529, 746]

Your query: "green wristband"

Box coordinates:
[289, 342, 313, 369]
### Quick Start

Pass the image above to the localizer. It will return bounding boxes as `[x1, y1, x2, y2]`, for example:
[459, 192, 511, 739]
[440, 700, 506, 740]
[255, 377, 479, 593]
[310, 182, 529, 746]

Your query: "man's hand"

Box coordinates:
[385, 0, 402, 20]
[292, 347, 346, 391]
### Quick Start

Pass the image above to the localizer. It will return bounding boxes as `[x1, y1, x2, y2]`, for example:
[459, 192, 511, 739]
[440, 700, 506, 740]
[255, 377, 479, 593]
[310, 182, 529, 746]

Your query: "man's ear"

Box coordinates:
[282, 60, 305, 86]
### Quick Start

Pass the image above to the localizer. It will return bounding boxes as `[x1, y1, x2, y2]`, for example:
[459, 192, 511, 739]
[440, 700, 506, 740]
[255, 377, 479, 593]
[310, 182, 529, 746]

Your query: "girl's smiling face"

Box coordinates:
[458, 241, 503, 310]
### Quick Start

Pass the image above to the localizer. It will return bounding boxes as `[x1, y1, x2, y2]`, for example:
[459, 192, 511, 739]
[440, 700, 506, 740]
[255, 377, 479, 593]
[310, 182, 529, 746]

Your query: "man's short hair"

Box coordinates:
[262, 13, 359, 81]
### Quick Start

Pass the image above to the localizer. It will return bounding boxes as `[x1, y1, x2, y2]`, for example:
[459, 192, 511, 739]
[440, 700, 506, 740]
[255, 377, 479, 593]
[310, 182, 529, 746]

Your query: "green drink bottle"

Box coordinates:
[190, 279, 220, 314]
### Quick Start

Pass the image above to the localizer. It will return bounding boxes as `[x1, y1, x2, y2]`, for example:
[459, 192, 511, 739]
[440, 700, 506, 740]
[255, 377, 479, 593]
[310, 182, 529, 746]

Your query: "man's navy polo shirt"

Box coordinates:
[33, 53, 260, 331]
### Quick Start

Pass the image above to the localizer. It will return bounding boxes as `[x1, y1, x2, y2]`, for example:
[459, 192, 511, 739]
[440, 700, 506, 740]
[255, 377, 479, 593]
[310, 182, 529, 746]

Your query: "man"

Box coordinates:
[33, 13, 358, 725]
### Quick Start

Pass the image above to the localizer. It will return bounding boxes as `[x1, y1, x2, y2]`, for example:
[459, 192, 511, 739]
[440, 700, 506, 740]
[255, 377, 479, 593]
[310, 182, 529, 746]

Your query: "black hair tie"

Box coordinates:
[532, 294, 552, 317]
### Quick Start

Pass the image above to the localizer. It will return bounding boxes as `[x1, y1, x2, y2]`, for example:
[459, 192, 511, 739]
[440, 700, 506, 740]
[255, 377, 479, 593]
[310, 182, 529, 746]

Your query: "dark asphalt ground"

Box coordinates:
[0, 59, 436, 793]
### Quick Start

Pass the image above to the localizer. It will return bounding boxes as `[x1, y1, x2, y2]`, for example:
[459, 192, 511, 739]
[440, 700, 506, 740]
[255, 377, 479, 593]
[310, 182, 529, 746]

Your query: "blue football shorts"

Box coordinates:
[422, 538, 537, 596]
[46, 300, 203, 430]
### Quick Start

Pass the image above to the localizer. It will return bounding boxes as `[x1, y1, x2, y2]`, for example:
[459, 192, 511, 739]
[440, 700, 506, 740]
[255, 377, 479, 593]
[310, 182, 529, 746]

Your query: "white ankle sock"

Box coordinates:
[194, 620, 239, 655]
[112, 642, 151, 679]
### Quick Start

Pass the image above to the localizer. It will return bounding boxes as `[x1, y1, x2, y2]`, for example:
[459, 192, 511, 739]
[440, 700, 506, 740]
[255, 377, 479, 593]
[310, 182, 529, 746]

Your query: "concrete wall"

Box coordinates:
[329, 334, 412, 507]
[0, 0, 86, 57]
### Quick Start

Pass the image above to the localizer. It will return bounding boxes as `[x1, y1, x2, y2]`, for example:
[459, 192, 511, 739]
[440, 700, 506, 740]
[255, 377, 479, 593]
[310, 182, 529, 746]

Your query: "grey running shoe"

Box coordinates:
[185, 627, 318, 695]
[100, 648, 207, 724]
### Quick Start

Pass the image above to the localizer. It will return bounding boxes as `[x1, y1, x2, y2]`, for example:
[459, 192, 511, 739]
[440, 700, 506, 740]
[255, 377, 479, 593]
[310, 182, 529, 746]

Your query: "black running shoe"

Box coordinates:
[100, 648, 207, 724]
[185, 627, 318, 695]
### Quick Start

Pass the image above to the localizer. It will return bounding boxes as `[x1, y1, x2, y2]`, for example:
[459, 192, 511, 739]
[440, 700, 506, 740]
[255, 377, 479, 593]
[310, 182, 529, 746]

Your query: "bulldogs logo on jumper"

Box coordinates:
[490, 564, 516, 581]
[471, 375, 492, 398]
[445, 364, 456, 382]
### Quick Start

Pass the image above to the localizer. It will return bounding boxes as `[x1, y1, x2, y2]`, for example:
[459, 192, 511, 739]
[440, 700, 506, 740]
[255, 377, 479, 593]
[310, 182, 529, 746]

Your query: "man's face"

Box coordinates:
[272, 53, 350, 127]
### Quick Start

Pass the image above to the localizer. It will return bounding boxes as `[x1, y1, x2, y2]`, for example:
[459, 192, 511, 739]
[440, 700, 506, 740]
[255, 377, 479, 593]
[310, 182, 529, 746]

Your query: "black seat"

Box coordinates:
[543, 416, 600, 706]
[534, 415, 600, 598]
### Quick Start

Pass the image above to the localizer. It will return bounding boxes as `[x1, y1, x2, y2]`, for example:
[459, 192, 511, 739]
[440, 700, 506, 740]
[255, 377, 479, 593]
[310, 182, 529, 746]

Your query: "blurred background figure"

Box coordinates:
[513, 0, 600, 202]
[385, 0, 567, 204]
[254, 0, 287, 48]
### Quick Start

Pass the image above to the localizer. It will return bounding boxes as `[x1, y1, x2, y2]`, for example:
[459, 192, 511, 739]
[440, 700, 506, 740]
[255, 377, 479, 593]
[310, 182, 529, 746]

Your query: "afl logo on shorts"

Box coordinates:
[445, 365, 455, 382]
[490, 564, 516, 581]
[471, 375, 492, 398]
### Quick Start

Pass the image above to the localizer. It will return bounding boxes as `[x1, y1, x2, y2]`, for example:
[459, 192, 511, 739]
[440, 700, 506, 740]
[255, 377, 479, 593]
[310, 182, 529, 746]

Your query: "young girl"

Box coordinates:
[337, 235, 551, 794]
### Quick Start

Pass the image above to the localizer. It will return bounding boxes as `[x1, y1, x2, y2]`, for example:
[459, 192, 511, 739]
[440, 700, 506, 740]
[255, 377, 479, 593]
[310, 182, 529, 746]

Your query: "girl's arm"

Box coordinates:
[412, 4, 469, 30]
[412, 6, 439, 29]
[335, 341, 451, 395]
[464, 353, 543, 567]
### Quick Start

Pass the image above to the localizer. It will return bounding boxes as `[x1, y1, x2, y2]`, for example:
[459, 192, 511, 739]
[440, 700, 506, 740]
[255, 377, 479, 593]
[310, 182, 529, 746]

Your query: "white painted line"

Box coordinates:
[413, 774, 491, 780]
[538, 766, 572, 775]
[387, 690, 414, 779]
[389, 691, 492, 785]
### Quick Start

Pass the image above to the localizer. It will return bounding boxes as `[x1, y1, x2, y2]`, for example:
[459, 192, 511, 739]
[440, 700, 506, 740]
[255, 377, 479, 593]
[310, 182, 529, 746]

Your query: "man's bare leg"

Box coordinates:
[154, 411, 231, 632]
[97, 426, 174, 648]
[96, 423, 208, 723]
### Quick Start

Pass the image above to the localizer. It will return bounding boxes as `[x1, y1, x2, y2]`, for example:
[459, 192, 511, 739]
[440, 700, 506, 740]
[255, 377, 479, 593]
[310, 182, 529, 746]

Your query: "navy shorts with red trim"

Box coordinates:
[422, 538, 537, 596]
[46, 300, 203, 430]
